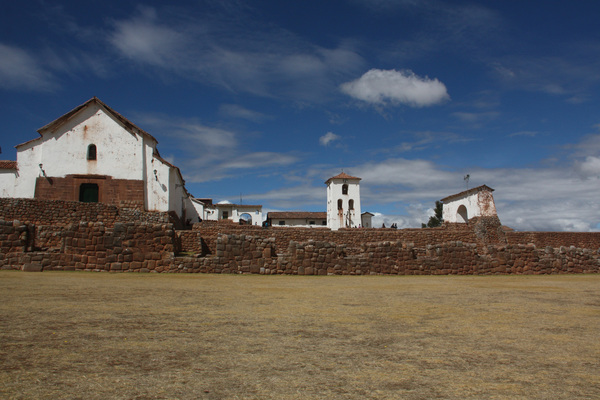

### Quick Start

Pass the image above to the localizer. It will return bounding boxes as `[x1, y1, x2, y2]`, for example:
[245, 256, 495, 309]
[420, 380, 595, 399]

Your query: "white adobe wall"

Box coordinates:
[443, 190, 497, 223]
[13, 104, 152, 199]
[9, 102, 193, 219]
[0, 170, 16, 197]
[272, 218, 328, 227]
[361, 213, 373, 228]
[36, 105, 146, 180]
[327, 179, 361, 230]
[13, 139, 42, 198]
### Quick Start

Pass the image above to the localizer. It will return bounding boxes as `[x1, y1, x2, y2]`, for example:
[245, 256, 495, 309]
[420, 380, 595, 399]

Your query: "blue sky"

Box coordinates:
[2, 0, 600, 231]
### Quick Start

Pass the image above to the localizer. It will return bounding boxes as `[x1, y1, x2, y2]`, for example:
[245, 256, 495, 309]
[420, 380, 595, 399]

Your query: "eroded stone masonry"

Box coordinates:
[1, 198, 599, 274]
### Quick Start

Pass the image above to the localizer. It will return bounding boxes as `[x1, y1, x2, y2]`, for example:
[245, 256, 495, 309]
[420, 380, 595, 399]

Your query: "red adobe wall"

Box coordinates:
[35, 175, 145, 209]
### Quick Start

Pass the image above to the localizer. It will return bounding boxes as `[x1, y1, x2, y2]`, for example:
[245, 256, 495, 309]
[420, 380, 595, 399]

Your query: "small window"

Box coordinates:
[279, 220, 285, 225]
[87, 144, 97, 160]
[349, 199, 354, 210]
[338, 199, 343, 210]
[322, 221, 327, 225]
[222, 211, 229, 219]
[79, 183, 99, 203]
[309, 221, 315, 225]
[342, 184, 348, 195]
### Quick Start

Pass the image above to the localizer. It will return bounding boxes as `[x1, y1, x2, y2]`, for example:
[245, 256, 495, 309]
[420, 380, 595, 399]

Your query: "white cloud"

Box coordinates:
[219, 104, 269, 122]
[134, 113, 299, 183]
[340, 69, 449, 107]
[0, 43, 55, 91]
[244, 135, 600, 232]
[452, 111, 499, 123]
[107, 7, 365, 102]
[108, 6, 185, 67]
[319, 132, 341, 146]
[509, 131, 538, 138]
[575, 156, 600, 178]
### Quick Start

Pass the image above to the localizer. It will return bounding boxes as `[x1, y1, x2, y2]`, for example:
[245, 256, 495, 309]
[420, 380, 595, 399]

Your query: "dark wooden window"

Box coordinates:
[342, 184, 348, 195]
[338, 199, 343, 210]
[79, 183, 99, 202]
[87, 144, 97, 160]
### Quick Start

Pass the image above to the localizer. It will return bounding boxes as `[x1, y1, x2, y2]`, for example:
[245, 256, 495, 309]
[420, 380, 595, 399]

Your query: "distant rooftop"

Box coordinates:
[441, 185, 494, 203]
[325, 172, 361, 184]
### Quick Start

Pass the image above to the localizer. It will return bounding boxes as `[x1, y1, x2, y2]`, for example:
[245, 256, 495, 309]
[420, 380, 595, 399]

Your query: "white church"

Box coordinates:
[0, 97, 498, 230]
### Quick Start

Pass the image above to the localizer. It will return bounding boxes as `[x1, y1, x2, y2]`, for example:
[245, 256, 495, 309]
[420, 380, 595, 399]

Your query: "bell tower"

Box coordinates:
[326, 172, 361, 230]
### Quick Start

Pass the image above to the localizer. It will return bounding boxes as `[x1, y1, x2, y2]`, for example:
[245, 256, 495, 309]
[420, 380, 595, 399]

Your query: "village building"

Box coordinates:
[191, 198, 263, 225]
[441, 185, 498, 223]
[0, 97, 200, 224]
[326, 172, 362, 230]
[268, 172, 372, 230]
[361, 212, 374, 228]
[266, 212, 327, 227]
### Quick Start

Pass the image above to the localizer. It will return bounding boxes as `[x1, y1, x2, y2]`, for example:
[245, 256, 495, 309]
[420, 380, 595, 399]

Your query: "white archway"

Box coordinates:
[239, 213, 252, 225]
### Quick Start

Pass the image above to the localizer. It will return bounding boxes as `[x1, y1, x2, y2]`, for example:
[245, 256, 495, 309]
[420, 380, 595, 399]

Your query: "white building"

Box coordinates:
[361, 212, 374, 228]
[0, 97, 198, 223]
[191, 198, 263, 225]
[326, 172, 362, 230]
[441, 185, 497, 223]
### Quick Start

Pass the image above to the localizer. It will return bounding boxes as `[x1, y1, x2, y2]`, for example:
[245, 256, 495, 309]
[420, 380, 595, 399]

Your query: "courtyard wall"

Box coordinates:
[1, 198, 600, 275]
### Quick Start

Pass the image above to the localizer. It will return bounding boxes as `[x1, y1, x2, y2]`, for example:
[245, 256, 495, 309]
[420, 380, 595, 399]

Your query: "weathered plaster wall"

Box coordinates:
[0, 170, 16, 198]
[327, 178, 361, 230]
[443, 189, 498, 223]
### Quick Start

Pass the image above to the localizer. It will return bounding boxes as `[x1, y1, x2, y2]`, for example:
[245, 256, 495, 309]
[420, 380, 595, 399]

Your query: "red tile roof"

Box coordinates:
[0, 160, 17, 170]
[325, 172, 361, 184]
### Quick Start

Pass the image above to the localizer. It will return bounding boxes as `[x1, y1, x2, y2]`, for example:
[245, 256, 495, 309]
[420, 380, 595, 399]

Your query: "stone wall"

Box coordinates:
[187, 234, 599, 275]
[0, 198, 169, 227]
[1, 220, 175, 272]
[1, 198, 600, 275]
[505, 231, 600, 249]
[192, 218, 482, 256]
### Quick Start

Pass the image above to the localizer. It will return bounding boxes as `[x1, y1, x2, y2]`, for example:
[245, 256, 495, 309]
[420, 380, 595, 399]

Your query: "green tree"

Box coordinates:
[422, 201, 443, 228]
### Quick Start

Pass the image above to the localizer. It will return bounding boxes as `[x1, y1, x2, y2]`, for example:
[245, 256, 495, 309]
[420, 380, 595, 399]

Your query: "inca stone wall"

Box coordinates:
[1, 198, 600, 275]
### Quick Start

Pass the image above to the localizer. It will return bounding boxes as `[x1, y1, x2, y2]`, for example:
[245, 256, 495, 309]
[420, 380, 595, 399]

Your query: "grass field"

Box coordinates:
[0, 271, 599, 399]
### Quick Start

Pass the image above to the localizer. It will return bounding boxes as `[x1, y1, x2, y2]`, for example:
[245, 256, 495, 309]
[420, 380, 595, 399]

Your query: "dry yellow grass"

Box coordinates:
[0, 271, 599, 399]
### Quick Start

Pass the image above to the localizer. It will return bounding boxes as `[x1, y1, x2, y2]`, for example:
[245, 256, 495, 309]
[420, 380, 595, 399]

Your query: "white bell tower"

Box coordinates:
[326, 172, 362, 230]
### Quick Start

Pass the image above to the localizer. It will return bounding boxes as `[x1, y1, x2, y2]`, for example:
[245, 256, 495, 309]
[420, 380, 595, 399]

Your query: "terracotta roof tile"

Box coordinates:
[0, 160, 17, 170]
[325, 172, 361, 184]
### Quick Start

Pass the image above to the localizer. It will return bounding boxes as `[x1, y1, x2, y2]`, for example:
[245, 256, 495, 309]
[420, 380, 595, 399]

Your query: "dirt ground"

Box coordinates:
[0, 271, 599, 400]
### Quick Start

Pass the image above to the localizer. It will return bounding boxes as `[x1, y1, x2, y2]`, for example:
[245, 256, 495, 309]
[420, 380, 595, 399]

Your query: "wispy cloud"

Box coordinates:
[219, 104, 270, 122]
[509, 131, 539, 138]
[490, 48, 600, 100]
[0, 43, 56, 91]
[340, 69, 449, 107]
[244, 133, 600, 232]
[108, 6, 186, 67]
[106, 6, 365, 102]
[134, 113, 299, 183]
[319, 132, 341, 147]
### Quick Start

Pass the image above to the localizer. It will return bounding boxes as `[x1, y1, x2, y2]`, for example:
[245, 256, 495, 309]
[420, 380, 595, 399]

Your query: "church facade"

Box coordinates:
[0, 97, 197, 222]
